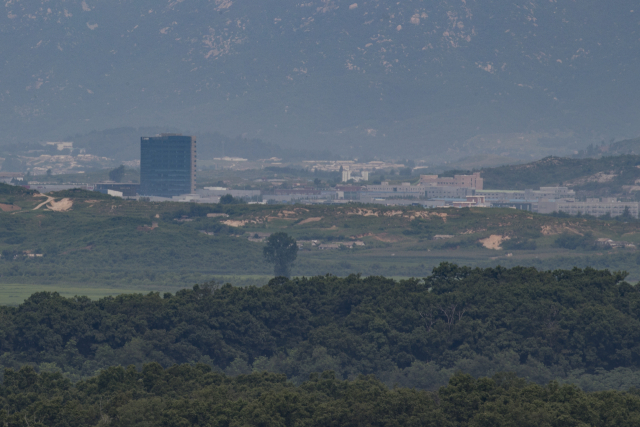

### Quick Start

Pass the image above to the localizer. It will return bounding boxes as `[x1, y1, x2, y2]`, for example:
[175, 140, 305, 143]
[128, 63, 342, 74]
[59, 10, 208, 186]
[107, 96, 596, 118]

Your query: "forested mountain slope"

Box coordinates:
[2, 265, 640, 391]
[1, 0, 639, 159]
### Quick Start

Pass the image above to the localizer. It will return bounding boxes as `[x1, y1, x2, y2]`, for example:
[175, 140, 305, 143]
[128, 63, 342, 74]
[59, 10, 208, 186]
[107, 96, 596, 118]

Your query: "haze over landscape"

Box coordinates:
[4, 1, 640, 426]
[2, 0, 640, 161]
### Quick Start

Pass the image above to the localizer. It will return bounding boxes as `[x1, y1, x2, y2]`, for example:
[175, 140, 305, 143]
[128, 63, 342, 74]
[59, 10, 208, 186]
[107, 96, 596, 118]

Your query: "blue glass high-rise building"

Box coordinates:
[140, 134, 196, 197]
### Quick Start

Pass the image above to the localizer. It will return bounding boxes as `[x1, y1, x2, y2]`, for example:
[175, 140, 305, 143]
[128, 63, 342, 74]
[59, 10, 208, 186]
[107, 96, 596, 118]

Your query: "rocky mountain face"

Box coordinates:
[1, 0, 639, 161]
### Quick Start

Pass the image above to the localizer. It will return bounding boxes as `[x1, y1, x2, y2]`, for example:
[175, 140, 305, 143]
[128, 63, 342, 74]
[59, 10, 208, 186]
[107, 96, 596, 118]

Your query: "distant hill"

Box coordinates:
[448, 155, 640, 196]
[1, 0, 639, 160]
[574, 137, 640, 158]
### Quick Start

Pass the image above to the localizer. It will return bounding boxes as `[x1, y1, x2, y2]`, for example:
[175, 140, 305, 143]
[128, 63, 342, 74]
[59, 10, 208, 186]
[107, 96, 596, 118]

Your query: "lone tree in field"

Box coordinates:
[263, 232, 298, 278]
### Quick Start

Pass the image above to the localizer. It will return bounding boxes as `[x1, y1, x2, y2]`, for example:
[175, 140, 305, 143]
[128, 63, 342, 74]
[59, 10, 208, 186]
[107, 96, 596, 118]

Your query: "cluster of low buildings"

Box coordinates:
[5, 134, 640, 219]
[256, 172, 640, 219]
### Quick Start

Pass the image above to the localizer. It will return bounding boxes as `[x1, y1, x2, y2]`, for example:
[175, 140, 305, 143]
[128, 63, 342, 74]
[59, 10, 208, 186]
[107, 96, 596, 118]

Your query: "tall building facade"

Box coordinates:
[140, 134, 196, 197]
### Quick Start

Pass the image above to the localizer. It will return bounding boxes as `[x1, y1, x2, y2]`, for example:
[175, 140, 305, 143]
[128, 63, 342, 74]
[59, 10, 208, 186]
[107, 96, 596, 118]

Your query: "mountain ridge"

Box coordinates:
[2, 0, 639, 159]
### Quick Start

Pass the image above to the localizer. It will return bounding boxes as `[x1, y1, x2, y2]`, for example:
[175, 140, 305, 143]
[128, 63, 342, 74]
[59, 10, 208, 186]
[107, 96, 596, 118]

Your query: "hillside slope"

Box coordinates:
[465, 155, 640, 196]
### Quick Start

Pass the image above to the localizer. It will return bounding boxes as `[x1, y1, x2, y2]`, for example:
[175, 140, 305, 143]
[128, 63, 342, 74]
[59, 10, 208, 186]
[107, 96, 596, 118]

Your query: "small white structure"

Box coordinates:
[46, 142, 73, 151]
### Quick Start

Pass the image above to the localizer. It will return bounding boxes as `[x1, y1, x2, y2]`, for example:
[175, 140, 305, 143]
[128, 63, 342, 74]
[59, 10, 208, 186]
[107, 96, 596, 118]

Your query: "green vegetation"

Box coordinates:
[218, 194, 245, 204]
[0, 284, 138, 306]
[263, 232, 298, 277]
[4, 365, 640, 427]
[108, 165, 126, 183]
[446, 154, 640, 196]
[44, 168, 140, 185]
[2, 265, 640, 391]
[47, 188, 115, 200]
[554, 232, 597, 250]
[0, 183, 36, 196]
[4, 187, 640, 287]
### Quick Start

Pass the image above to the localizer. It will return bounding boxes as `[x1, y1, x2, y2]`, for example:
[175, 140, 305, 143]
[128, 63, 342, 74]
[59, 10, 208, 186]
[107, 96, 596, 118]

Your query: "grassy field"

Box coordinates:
[3, 183, 640, 292]
[0, 283, 141, 305]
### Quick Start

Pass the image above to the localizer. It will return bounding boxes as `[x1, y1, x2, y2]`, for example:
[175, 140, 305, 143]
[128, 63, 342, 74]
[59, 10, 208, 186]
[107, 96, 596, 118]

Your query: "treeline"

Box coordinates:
[0, 183, 35, 196]
[3, 365, 640, 427]
[2, 265, 640, 390]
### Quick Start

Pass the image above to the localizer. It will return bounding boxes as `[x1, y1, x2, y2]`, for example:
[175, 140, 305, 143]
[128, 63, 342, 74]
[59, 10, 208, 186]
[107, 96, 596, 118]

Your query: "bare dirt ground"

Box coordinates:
[47, 198, 73, 212]
[222, 220, 250, 227]
[0, 203, 21, 212]
[33, 195, 55, 210]
[373, 233, 403, 243]
[480, 235, 509, 250]
[298, 217, 323, 225]
[566, 172, 617, 186]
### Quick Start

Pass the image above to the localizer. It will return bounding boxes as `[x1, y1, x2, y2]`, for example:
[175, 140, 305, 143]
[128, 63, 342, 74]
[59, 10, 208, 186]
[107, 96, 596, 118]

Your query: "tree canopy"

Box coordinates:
[108, 165, 125, 183]
[1, 265, 640, 390]
[2, 365, 640, 427]
[263, 232, 298, 277]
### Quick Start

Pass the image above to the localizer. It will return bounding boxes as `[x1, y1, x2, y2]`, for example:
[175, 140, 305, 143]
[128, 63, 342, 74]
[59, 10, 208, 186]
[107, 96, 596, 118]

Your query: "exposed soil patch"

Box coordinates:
[566, 172, 617, 187]
[479, 235, 509, 250]
[373, 233, 403, 243]
[347, 208, 379, 217]
[222, 220, 250, 227]
[351, 232, 373, 239]
[33, 195, 55, 210]
[267, 217, 295, 221]
[461, 228, 486, 235]
[0, 203, 21, 212]
[431, 212, 448, 223]
[47, 198, 73, 212]
[298, 217, 323, 225]
[562, 227, 584, 236]
[408, 212, 431, 220]
[277, 208, 308, 218]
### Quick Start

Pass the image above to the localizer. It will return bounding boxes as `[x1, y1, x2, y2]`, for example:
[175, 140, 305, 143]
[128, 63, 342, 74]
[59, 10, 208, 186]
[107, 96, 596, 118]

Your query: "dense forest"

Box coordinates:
[2, 265, 640, 391]
[3, 364, 640, 427]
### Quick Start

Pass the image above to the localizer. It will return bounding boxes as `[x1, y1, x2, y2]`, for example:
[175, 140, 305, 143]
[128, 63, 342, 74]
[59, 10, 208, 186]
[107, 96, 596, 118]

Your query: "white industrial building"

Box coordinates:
[537, 198, 640, 218]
